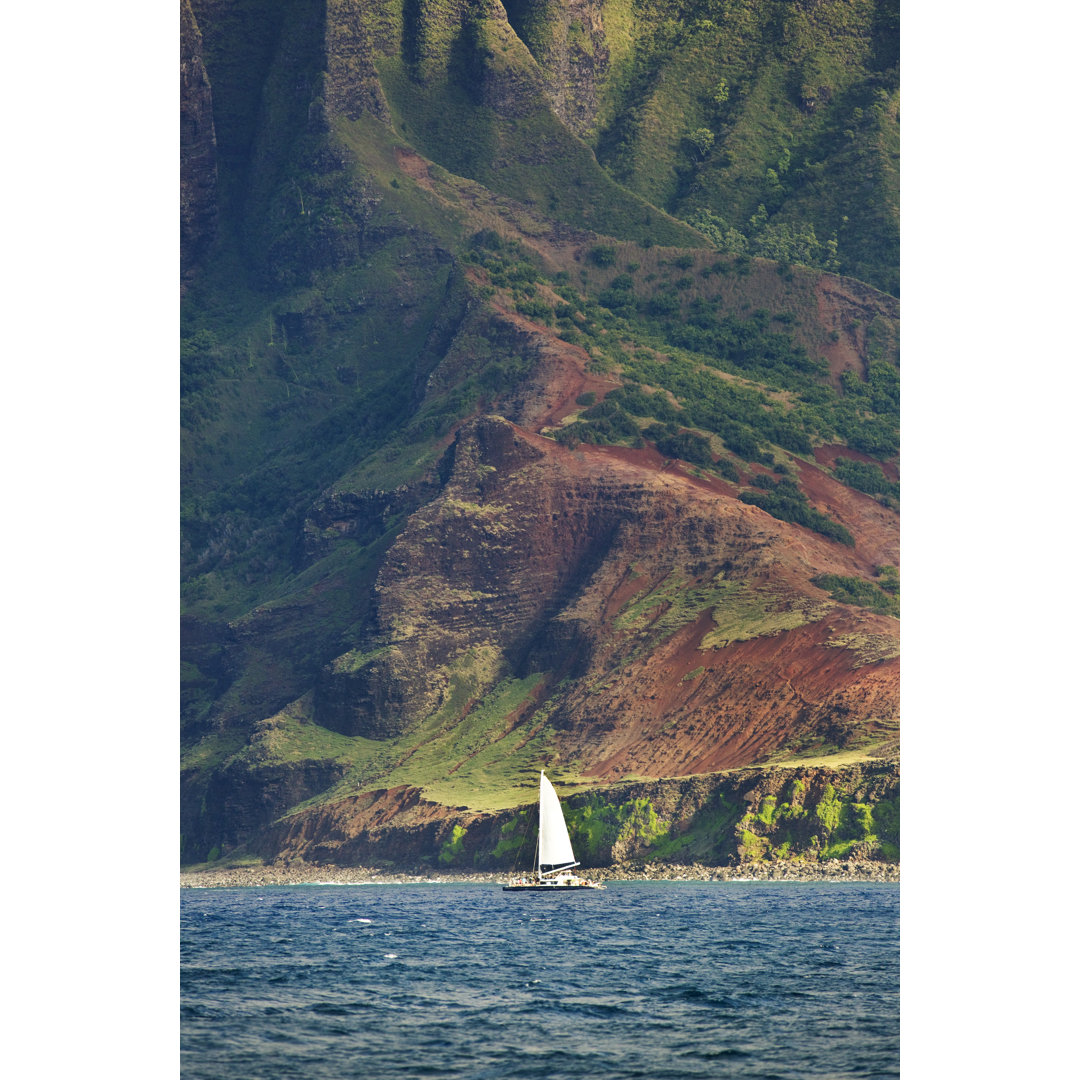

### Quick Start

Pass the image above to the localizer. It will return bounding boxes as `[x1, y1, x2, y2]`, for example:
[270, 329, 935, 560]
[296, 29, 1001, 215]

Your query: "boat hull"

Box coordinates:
[502, 881, 604, 892]
[502, 886, 604, 892]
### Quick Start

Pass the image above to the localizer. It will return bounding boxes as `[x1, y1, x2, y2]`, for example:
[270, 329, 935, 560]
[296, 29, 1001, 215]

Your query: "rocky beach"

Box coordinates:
[181, 859, 898, 888]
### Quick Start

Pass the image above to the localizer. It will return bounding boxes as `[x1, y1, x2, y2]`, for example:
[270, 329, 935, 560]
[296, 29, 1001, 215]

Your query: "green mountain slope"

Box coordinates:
[180, 0, 899, 871]
[510, 0, 899, 294]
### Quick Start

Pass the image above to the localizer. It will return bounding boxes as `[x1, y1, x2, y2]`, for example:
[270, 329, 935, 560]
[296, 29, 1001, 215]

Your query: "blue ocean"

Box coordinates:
[181, 881, 899, 1078]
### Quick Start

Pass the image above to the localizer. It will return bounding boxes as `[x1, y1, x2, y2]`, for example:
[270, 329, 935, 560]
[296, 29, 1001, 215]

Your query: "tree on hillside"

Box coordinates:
[687, 128, 715, 160]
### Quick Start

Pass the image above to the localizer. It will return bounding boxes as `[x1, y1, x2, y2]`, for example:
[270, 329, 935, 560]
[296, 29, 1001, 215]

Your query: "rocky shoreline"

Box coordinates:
[181, 858, 898, 889]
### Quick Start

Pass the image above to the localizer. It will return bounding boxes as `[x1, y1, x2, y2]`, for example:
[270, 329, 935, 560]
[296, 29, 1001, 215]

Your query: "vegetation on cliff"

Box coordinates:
[180, 0, 899, 868]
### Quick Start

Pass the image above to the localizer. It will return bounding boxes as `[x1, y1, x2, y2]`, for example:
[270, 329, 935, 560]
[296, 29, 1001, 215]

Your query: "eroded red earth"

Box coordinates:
[318, 160, 899, 795]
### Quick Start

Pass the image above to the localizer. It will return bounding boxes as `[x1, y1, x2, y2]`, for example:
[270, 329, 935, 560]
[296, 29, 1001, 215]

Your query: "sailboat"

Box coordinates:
[503, 770, 605, 891]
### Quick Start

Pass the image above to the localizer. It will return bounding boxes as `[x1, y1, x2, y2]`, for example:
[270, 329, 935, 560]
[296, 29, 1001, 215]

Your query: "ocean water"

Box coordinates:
[181, 881, 898, 1079]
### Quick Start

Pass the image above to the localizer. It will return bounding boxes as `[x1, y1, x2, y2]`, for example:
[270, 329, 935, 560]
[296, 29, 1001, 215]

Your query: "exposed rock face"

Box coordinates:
[179, 0, 218, 284]
[403, 0, 473, 80]
[299, 483, 440, 567]
[315, 415, 619, 736]
[251, 784, 492, 865]
[408, 0, 556, 118]
[246, 761, 900, 870]
[181, 757, 349, 861]
[503, 0, 611, 136]
[591, 762, 899, 865]
[816, 275, 902, 385]
[314, 414, 898, 772]
[323, 0, 392, 122]
[187, 0, 392, 288]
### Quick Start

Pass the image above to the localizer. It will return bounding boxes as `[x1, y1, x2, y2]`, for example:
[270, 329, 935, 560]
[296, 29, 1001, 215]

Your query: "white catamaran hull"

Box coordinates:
[503, 883, 604, 891]
[503, 874, 604, 892]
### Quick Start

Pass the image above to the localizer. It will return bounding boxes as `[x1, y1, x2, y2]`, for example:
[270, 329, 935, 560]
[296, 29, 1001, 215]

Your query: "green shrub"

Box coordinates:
[564, 795, 668, 859]
[714, 457, 739, 482]
[821, 838, 857, 859]
[492, 812, 530, 860]
[815, 784, 842, 833]
[852, 802, 875, 838]
[589, 244, 617, 267]
[515, 297, 553, 322]
[646, 292, 681, 317]
[608, 385, 679, 422]
[654, 430, 714, 466]
[872, 799, 900, 842]
[580, 399, 641, 441]
[833, 457, 900, 499]
[812, 573, 899, 616]
[597, 288, 638, 313]
[740, 483, 855, 546]
[438, 825, 467, 866]
[740, 829, 767, 860]
[876, 565, 900, 595]
[470, 229, 503, 251]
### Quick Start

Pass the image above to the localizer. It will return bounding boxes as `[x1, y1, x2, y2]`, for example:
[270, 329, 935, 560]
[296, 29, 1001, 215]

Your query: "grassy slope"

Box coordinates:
[372, 46, 702, 245]
[587, 0, 899, 294]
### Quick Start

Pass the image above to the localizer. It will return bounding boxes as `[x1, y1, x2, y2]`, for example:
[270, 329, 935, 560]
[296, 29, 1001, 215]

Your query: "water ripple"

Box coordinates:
[182, 881, 898, 1079]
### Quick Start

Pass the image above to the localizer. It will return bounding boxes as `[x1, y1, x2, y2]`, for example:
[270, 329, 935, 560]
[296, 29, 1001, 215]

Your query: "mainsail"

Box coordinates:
[538, 770, 578, 874]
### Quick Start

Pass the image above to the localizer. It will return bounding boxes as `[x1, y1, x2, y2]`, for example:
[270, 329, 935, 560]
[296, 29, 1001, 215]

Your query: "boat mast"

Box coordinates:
[537, 770, 545, 879]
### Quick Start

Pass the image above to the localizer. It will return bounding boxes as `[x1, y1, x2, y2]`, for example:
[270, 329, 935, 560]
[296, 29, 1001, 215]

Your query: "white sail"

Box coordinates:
[538, 771, 578, 873]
